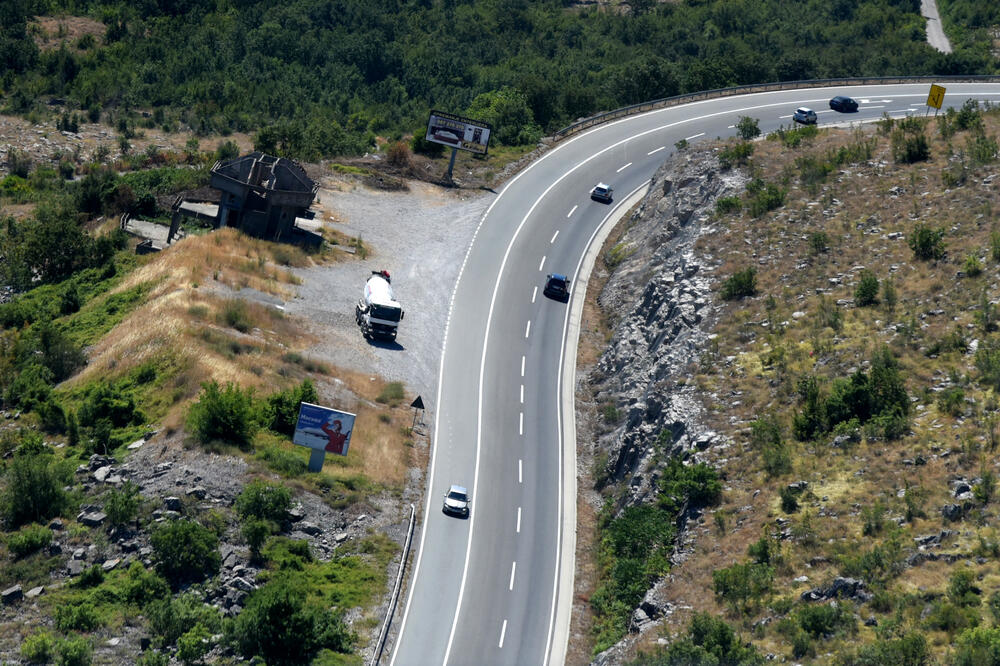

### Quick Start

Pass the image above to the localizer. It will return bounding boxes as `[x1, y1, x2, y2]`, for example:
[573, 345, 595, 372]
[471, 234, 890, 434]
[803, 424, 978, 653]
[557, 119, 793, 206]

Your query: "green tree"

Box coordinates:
[187, 380, 258, 449]
[150, 520, 221, 588]
[0, 438, 70, 529]
[736, 116, 761, 141]
[465, 87, 541, 147]
[235, 480, 292, 523]
[231, 574, 354, 665]
[855, 269, 879, 306]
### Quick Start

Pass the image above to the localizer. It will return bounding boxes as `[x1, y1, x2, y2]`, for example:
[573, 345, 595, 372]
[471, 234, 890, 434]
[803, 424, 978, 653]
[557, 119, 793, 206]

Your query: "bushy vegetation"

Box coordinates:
[592, 459, 721, 651]
[149, 519, 221, 588]
[2, 0, 988, 160]
[720, 267, 758, 301]
[631, 612, 763, 665]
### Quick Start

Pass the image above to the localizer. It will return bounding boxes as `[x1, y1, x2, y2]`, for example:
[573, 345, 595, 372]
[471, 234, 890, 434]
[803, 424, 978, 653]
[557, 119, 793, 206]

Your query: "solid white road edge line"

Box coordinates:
[543, 182, 649, 666]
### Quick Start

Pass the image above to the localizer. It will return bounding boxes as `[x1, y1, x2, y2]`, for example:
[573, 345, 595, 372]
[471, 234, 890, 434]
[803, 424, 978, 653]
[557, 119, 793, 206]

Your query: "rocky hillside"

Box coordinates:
[579, 105, 1000, 664]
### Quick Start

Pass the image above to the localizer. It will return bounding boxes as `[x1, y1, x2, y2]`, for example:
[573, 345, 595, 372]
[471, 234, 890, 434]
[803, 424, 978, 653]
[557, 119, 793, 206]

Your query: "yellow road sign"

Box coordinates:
[927, 84, 946, 110]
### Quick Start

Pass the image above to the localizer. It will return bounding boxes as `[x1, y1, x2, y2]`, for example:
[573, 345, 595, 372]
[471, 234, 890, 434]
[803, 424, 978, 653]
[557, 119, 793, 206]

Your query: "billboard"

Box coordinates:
[425, 110, 492, 155]
[293, 402, 356, 457]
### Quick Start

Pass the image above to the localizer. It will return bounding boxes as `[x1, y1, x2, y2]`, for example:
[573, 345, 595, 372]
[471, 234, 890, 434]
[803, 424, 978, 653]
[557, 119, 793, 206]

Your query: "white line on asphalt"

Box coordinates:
[499, 620, 508, 648]
[520, 385, 524, 404]
[550, 230, 559, 243]
[518, 459, 523, 483]
[519, 412, 523, 436]
[509, 561, 516, 590]
[685, 132, 705, 141]
[647, 146, 665, 155]
[525, 320, 531, 338]
[566, 205, 577, 218]
[532, 286, 537, 303]
[864, 105, 885, 109]
[539, 255, 546, 271]
[616, 162, 632, 173]
[727, 123, 735, 128]
[521, 356, 525, 377]
[517, 506, 521, 533]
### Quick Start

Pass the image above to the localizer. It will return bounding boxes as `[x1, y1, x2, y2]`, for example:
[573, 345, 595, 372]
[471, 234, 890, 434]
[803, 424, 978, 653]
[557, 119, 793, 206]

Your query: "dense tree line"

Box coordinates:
[1, 0, 994, 158]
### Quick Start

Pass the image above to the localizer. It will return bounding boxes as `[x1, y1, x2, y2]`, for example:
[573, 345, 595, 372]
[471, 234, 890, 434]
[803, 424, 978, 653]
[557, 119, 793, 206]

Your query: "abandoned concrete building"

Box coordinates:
[162, 152, 320, 247]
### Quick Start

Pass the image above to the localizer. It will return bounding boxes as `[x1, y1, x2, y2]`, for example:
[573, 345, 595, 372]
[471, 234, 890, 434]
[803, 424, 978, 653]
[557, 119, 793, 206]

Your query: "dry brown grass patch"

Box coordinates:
[31, 16, 104, 52]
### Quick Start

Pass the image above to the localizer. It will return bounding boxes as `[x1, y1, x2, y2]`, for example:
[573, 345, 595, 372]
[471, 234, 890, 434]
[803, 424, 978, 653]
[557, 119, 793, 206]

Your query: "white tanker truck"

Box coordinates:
[356, 270, 404, 341]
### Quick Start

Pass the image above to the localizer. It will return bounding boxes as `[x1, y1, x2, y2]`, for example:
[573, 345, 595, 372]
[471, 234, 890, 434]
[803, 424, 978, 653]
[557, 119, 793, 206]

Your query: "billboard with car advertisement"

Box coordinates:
[293, 402, 356, 457]
[425, 110, 492, 155]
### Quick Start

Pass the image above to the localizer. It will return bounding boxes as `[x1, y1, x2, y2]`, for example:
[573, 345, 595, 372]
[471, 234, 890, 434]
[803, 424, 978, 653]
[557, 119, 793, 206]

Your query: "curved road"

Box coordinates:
[390, 83, 1000, 666]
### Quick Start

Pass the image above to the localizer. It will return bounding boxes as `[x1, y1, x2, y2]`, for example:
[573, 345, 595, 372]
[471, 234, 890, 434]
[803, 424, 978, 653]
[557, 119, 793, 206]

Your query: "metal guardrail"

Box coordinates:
[554, 75, 1000, 140]
[370, 503, 417, 666]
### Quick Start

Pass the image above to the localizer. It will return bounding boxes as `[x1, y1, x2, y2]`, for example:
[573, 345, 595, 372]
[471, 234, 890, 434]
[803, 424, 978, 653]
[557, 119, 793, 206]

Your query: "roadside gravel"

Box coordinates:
[286, 177, 492, 414]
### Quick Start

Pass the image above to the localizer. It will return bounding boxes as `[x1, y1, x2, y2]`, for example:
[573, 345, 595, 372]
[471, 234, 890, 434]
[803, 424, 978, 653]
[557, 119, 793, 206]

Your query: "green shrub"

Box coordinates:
[736, 116, 761, 141]
[136, 650, 170, 666]
[231, 574, 354, 664]
[636, 612, 763, 665]
[121, 561, 171, 607]
[236, 480, 293, 524]
[720, 267, 757, 300]
[808, 231, 829, 255]
[220, 298, 252, 333]
[147, 594, 223, 648]
[243, 518, 273, 560]
[215, 140, 240, 161]
[748, 183, 786, 217]
[0, 443, 70, 529]
[854, 270, 879, 307]
[964, 253, 984, 277]
[712, 562, 773, 611]
[839, 539, 905, 586]
[968, 133, 999, 167]
[780, 486, 799, 513]
[256, 439, 309, 477]
[150, 519, 221, 588]
[924, 599, 977, 634]
[177, 622, 213, 665]
[715, 196, 741, 215]
[798, 602, 854, 637]
[718, 141, 754, 168]
[187, 380, 259, 449]
[938, 387, 966, 417]
[75, 564, 105, 588]
[950, 568, 982, 607]
[55, 601, 100, 632]
[751, 417, 791, 477]
[78, 381, 144, 431]
[55, 635, 93, 666]
[265, 379, 319, 437]
[954, 627, 1000, 666]
[375, 381, 405, 406]
[21, 630, 56, 663]
[104, 481, 141, 528]
[7, 523, 53, 558]
[891, 130, 930, 164]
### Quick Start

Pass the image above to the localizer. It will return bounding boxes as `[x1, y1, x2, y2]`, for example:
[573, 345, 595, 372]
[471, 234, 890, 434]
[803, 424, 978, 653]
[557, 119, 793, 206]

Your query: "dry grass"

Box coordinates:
[606, 109, 1000, 660]
[30, 16, 105, 52]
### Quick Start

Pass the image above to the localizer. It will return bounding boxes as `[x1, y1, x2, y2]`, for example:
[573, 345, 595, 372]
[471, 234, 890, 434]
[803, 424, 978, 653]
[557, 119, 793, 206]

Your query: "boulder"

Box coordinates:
[2, 585, 23, 605]
[93, 466, 112, 482]
[25, 586, 44, 599]
[78, 511, 107, 528]
[163, 497, 183, 511]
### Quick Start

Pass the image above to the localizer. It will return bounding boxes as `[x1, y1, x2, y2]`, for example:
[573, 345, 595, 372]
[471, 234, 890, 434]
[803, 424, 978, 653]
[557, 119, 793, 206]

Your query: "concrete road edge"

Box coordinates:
[549, 183, 651, 665]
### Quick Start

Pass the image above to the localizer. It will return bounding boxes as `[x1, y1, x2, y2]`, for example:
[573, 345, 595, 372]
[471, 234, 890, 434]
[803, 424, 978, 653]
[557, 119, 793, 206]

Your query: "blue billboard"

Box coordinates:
[293, 402, 356, 457]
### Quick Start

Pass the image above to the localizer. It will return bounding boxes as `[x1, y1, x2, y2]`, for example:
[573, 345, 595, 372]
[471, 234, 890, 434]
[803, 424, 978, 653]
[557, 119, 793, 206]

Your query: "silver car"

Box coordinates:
[792, 107, 817, 125]
[442, 485, 471, 517]
[590, 182, 613, 203]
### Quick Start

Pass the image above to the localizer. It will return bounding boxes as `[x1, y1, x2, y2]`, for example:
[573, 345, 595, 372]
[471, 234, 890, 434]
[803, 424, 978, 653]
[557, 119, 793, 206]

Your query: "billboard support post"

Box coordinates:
[307, 449, 326, 473]
[445, 147, 458, 183]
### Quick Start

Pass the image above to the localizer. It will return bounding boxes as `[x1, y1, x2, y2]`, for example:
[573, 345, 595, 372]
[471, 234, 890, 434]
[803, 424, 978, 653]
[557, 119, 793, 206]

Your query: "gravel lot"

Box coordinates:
[286, 177, 492, 414]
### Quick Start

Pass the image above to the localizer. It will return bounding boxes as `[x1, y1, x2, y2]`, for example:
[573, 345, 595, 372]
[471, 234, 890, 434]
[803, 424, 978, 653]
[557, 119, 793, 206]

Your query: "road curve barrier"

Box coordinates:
[370, 503, 417, 666]
[554, 75, 1000, 140]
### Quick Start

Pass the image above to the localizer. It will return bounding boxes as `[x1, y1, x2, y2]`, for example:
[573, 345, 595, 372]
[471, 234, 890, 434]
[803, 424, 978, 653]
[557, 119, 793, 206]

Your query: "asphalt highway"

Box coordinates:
[390, 83, 1000, 666]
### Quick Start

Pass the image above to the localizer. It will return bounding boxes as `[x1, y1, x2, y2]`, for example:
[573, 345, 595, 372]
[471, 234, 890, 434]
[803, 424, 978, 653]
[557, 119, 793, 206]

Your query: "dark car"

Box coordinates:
[792, 107, 817, 125]
[829, 95, 859, 113]
[543, 273, 570, 301]
[590, 182, 613, 203]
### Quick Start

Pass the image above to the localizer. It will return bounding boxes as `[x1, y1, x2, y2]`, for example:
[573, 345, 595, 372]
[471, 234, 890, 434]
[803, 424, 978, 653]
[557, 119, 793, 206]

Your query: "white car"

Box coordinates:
[792, 107, 817, 125]
[442, 485, 471, 517]
[590, 182, 613, 203]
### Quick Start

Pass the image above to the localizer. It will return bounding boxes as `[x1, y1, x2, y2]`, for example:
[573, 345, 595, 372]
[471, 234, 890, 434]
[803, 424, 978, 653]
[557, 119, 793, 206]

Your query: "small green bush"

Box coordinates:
[748, 183, 786, 217]
[736, 116, 761, 141]
[808, 231, 829, 255]
[720, 267, 757, 301]
[780, 486, 799, 513]
[854, 269, 879, 307]
[7, 523, 53, 558]
[965, 254, 984, 277]
[376, 381, 405, 406]
[938, 387, 966, 417]
[150, 519, 221, 588]
[236, 480, 292, 524]
[712, 562, 773, 611]
[121, 561, 171, 607]
[177, 622, 213, 665]
[55, 635, 93, 666]
[718, 141, 754, 168]
[891, 130, 930, 164]
[715, 196, 741, 215]
[1, 443, 70, 529]
[265, 379, 319, 437]
[104, 481, 141, 528]
[75, 564, 106, 588]
[231, 574, 354, 664]
[147, 594, 222, 649]
[55, 601, 100, 632]
[798, 602, 854, 637]
[187, 380, 259, 449]
[220, 299, 252, 333]
[21, 630, 56, 663]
